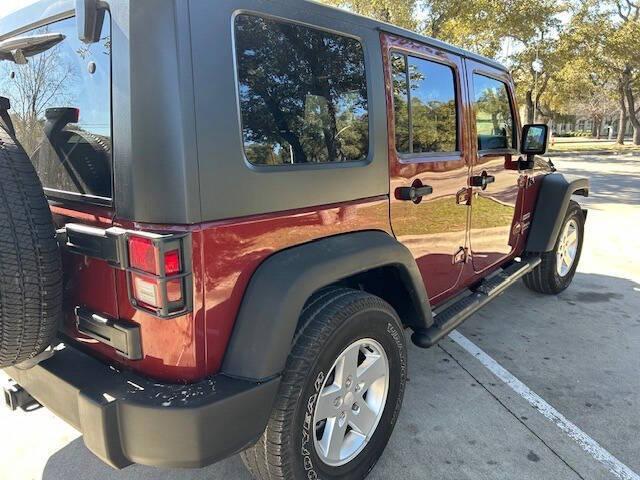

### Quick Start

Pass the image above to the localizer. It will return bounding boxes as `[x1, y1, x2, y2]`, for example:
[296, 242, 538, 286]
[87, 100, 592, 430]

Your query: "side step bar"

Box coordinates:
[411, 257, 541, 348]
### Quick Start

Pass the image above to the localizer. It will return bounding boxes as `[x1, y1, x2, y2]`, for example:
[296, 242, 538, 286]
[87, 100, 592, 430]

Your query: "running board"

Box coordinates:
[411, 257, 541, 348]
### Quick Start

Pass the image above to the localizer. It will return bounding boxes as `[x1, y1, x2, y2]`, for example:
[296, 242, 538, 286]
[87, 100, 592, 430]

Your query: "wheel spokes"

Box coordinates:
[566, 229, 578, 247]
[320, 416, 348, 461]
[315, 383, 343, 421]
[350, 400, 378, 437]
[312, 338, 390, 467]
[356, 353, 386, 391]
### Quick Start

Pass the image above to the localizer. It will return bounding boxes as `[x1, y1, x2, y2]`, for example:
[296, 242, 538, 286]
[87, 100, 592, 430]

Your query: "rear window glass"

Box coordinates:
[0, 15, 112, 202]
[234, 14, 369, 166]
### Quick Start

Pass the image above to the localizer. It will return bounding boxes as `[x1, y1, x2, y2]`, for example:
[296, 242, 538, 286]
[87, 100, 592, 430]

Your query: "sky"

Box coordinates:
[1, 0, 39, 18]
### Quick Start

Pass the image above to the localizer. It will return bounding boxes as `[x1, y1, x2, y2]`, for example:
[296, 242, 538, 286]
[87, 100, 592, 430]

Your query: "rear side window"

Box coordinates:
[0, 15, 112, 203]
[473, 74, 514, 151]
[235, 15, 369, 166]
[391, 53, 457, 155]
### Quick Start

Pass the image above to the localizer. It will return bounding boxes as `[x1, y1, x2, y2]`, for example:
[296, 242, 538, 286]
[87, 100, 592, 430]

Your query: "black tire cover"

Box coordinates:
[0, 125, 63, 367]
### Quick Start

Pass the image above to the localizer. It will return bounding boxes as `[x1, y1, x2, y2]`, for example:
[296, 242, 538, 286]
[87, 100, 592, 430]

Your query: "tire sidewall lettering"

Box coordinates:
[301, 370, 324, 479]
[298, 319, 407, 478]
[386, 322, 407, 424]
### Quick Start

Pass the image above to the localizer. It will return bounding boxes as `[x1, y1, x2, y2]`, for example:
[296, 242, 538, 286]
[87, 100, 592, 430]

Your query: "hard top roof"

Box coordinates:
[0, 0, 508, 73]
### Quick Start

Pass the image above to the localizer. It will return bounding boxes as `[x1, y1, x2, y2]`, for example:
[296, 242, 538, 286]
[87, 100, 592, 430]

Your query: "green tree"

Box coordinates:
[567, 0, 640, 144]
[321, 0, 419, 30]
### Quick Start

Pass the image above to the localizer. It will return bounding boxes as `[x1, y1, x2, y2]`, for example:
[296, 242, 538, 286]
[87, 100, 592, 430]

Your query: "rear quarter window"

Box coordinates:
[0, 14, 112, 203]
[234, 14, 369, 166]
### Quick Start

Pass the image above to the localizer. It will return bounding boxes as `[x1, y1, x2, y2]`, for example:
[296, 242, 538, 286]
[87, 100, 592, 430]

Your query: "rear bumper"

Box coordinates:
[3, 345, 279, 469]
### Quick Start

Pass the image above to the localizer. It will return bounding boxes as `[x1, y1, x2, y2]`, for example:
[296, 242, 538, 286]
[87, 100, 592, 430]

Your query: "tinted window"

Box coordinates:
[391, 54, 410, 153]
[0, 15, 112, 201]
[392, 54, 457, 154]
[473, 74, 514, 150]
[235, 15, 368, 166]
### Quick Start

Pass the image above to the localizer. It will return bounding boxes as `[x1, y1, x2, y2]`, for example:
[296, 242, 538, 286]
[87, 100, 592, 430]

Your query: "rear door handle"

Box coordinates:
[470, 171, 495, 191]
[395, 185, 433, 203]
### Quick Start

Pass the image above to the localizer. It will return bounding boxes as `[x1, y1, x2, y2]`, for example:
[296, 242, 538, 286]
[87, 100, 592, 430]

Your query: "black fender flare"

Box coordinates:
[221, 230, 432, 381]
[526, 173, 589, 253]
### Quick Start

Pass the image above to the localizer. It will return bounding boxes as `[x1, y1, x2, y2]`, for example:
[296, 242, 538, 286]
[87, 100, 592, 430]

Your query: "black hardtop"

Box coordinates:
[1, 0, 508, 226]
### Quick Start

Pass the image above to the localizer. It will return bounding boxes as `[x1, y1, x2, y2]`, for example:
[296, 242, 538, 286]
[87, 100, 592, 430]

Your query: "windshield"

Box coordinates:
[0, 14, 112, 203]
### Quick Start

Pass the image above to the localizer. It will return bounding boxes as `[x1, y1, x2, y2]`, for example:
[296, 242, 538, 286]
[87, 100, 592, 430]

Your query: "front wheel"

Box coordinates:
[241, 287, 407, 480]
[524, 200, 585, 294]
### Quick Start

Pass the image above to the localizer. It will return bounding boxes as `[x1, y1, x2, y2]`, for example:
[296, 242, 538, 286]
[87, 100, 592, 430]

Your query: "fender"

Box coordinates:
[222, 230, 432, 381]
[526, 173, 589, 253]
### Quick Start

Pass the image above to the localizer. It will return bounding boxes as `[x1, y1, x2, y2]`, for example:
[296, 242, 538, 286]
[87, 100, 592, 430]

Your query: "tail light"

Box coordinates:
[125, 232, 192, 318]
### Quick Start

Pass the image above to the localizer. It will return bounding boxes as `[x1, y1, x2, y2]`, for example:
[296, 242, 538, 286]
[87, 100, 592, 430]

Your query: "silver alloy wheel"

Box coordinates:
[556, 218, 579, 277]
[313, 338, 390, 467]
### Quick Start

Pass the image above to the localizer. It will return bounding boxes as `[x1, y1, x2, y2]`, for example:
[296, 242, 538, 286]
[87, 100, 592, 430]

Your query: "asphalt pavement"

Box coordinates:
[1, 152, 639, 480]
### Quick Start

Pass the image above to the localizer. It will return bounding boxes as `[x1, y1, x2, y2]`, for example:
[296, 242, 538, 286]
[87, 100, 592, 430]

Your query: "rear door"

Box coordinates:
[383, 33, 471, 303]
[466, 60, 523, 273]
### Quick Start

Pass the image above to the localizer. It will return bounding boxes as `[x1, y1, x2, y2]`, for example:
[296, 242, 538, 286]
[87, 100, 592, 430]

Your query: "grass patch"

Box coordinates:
[549, 140, 640, 153]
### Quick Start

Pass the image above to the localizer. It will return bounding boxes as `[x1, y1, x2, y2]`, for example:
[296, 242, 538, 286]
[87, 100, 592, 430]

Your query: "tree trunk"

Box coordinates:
[591, 117, 598, 138]
[623, 68, 640, 145]
[617, 111, 628, 144]
[617, 80, 628, 145]
[525, 90, 534, 124]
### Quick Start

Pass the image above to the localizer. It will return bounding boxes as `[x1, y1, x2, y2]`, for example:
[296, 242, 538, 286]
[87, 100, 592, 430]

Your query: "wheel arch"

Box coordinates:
[526, 173, 589, 253]
[221, 230, 432, 382]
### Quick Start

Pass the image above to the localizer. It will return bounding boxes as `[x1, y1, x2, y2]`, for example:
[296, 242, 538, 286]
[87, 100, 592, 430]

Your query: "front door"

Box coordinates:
[466, 61, 523, 273]
[383, 34, 471, 304]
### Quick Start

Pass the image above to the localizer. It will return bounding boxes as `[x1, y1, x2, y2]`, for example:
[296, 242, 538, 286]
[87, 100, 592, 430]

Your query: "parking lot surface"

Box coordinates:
[1, 152, 639, 480]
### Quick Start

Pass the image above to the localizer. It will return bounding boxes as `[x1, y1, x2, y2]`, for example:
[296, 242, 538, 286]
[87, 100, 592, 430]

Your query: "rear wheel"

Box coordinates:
[241, 287, 407, 480]
[0, 124, 63, 367]
[524, 200, 584, 294]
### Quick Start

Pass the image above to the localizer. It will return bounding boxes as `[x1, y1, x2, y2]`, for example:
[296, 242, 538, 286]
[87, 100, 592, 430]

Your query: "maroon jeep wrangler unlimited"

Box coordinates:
[0, 1, 588, 478]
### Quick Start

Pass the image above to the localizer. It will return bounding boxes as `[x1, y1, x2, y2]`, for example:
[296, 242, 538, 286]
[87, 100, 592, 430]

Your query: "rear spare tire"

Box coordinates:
[0, 124, 63, 367]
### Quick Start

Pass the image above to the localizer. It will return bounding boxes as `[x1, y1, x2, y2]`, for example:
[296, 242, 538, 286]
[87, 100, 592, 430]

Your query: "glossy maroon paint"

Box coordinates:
[466, 58, 524, 274]
[198, 198, 391, 376]
[55, 32, 547, 384]
[381, 33, 471, 304]
[56, 199, 390, 382]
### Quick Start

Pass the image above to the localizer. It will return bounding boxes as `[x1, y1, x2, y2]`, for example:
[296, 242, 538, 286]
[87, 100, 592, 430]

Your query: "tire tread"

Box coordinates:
[0, 127, 62, 367]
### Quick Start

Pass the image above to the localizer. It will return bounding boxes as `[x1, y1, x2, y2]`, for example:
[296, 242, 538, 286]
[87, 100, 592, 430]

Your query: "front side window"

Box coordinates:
[391, 53, 457, 155]
[235, 15, 369, 166]
[473, 74, 514, 151]
[0, 15, 112, 202]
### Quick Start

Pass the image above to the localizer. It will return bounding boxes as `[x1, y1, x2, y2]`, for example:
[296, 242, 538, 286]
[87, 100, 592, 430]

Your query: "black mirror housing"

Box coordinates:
[76, 0, 108, 44]
[521, 124, 549, 155]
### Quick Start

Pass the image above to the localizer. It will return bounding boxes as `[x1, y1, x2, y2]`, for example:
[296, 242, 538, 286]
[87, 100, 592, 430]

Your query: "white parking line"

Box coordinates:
[448, 330, 640, 480]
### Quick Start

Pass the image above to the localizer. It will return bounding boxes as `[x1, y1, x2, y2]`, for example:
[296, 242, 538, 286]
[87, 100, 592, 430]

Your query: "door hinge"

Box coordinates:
[518, 176, 527, 188]
[453, 246, 470, 264]
[456, 187, 472, 206]
[518, 175, 535, 189]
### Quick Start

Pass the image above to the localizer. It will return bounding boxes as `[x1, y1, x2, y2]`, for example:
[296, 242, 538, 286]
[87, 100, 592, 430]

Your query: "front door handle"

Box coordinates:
[395, 184, 433, 203]
[470, 171, 495, 191]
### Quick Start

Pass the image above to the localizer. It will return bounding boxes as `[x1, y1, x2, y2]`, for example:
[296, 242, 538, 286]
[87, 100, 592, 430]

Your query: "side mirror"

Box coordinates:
[521, 124, 549, 155]
[76, 0, 108, 44]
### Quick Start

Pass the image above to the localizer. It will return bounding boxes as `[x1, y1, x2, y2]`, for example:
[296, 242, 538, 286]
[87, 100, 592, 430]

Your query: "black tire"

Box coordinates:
[0, 126, 63, 367]
[523, 200, 584, 295]
[241, 287, 407, 480]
